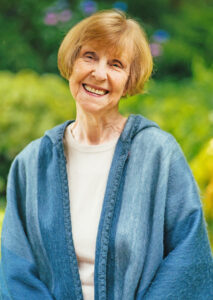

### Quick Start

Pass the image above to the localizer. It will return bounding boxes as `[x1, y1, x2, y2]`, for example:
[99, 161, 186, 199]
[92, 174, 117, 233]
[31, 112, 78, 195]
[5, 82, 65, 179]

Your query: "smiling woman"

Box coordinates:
[57, 10, 153, 145]
[67, 43, 130, 125]
[1, 9, 213, 300]
[58, 10, 153, 97]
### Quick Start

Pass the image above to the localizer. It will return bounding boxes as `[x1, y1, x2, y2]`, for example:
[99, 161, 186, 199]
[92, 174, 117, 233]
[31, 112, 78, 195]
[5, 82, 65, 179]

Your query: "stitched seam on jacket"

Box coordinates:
[57, 141, 83, 300]
[98, 142, 129, 299]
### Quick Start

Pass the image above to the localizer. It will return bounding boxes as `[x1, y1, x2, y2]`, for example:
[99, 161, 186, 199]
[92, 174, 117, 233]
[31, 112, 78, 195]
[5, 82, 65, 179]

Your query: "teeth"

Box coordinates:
[84, 84, 107, 95]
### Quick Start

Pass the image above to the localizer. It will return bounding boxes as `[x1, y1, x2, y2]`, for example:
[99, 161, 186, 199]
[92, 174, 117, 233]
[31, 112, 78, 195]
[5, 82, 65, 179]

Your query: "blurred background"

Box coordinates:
[0, 0, 213, 254]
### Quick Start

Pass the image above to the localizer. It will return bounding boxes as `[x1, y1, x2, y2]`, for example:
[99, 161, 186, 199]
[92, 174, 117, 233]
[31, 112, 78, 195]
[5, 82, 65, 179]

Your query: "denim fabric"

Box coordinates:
[1, 114, 213, 299]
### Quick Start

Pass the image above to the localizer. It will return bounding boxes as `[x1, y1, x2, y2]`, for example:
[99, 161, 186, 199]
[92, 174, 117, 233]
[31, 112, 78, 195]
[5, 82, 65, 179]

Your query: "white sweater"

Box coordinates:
[63, 123, 119, 299]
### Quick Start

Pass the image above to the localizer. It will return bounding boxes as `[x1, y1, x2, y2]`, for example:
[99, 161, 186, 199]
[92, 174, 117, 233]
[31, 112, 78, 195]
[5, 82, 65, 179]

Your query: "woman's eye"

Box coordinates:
[84, 52, 95, 60]
[112, 61, 123, 68]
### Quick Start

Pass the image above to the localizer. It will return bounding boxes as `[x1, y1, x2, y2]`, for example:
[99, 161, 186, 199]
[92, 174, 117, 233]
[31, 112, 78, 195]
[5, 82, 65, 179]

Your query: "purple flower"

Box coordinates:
[44, 12, 58, 26]
[80, 0, 97, 15]
[150, 43, 163, 57]
[113, 1, 128, 12]
[152, 29, 170, 43]
[58, 9, 72, 22]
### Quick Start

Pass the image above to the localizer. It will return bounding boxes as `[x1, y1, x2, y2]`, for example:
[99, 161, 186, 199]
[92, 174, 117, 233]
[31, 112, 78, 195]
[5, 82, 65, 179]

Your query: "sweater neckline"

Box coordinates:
[64, 123, 120, 153]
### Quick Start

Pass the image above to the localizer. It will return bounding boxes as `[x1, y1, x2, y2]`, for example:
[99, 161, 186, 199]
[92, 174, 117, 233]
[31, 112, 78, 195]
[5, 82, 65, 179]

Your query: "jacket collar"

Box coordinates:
[42, 113, 160, 299]
[44, 114, 160, 145]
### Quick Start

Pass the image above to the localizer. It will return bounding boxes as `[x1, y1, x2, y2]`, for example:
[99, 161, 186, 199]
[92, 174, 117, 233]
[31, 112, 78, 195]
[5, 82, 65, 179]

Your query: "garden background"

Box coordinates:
[0, 0, 213, 255]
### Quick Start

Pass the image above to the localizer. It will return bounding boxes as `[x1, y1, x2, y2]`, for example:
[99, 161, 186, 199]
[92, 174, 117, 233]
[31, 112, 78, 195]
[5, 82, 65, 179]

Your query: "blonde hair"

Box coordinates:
[58, 10, 153, 96]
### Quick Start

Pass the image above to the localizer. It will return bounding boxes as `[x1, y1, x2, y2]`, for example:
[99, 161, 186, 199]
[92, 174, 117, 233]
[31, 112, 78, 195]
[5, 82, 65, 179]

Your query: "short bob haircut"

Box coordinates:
[58, 9, 153, 96]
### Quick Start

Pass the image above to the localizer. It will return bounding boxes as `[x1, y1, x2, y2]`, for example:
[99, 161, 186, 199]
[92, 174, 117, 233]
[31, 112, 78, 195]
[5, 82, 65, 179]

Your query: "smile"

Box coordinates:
[83, 84, 109, 96]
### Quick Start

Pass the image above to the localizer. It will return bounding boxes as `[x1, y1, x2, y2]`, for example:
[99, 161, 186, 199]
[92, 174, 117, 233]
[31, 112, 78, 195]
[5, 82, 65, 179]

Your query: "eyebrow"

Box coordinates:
[82, 49, 127, 68]
[83, 50, 97, 57]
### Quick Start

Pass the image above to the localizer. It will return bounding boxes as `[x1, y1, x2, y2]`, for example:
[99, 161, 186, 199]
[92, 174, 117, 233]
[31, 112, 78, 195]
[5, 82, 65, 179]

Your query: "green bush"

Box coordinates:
[0, 70, 75, 158]
[120, 57, 213, 161]
[0, 1, 212, 80]
[0, 69, 76, 195]
[152, 1, 213, 79]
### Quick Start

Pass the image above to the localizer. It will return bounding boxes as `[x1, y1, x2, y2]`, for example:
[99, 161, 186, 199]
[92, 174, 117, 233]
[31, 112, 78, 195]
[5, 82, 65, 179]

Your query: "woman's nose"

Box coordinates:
[91, 61, 107, 81]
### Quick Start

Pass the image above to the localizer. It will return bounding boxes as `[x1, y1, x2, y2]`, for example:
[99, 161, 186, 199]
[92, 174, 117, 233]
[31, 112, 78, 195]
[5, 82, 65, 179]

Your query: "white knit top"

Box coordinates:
[63, 123, 119, 300]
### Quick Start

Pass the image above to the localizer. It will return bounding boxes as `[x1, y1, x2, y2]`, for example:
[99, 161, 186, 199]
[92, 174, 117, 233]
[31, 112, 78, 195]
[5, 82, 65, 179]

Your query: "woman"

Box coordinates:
[1, 9, 212, 300]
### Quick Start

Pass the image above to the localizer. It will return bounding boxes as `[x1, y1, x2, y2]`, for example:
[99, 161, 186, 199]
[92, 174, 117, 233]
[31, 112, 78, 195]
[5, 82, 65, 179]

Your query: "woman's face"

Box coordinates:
[69, 42, 131, 115]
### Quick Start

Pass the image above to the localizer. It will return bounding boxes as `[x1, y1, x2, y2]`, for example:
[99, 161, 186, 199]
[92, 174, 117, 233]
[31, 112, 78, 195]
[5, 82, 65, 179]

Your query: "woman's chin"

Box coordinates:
[78, 101, 106, 114]
[76, 94, 110, 114]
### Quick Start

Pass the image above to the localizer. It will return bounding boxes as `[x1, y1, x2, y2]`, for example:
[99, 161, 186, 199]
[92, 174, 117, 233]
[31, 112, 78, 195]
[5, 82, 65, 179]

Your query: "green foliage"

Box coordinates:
[120, 57, 213, 161]
[0, 1, 49, 73]
[0, 70, 75, 158]
[0, 0, 85, 74]
[154, 1, 213, 79]
[0, 0, 113, 75]
[0, 70, 76, 195]
[0, 1, 212, 80]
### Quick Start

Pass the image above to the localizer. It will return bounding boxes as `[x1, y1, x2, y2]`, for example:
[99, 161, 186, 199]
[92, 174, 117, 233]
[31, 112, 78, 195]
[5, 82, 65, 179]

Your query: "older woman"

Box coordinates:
[1, 9, 212, 300]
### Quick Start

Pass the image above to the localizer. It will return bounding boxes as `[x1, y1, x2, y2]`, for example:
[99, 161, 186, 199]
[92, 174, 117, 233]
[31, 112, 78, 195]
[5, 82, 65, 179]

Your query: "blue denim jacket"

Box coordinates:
[1, 114, 213, 299]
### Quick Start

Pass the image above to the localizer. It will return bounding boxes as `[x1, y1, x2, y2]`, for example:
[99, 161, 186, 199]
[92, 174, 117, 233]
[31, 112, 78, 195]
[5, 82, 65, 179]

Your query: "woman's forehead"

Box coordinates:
[80, 41, 133, 62]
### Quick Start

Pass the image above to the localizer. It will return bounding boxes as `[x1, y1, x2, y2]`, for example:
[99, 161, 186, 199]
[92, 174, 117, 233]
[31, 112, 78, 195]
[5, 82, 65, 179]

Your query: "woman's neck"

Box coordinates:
[70, 107, 127, 145]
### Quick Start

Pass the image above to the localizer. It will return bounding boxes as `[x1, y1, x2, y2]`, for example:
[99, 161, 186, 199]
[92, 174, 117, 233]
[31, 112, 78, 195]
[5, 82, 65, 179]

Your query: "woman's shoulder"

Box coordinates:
[133, 115, 178, 145]
[11, 120, 71, 170]
[128, 114, 175, 144]
[16, 137, 43, 162]
[130, 114, 184, 163]
[8, 138, 43, 182]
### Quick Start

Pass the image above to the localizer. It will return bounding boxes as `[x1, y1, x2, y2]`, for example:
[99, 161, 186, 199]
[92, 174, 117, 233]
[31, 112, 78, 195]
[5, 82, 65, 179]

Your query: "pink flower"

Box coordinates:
[58, 9, 72, 23]
[150, 43, 163, 57]
[44, 12, 58, 26]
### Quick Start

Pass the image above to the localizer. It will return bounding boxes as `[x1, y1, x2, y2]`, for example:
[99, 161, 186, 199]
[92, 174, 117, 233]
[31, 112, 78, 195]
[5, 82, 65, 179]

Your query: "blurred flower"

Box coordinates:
[80, 0, 97, 15]
[113, 1, 128, 11]
[58, 9, 72, 23]
[44, 12, 58, 26]
[152, 29, 170, 43]
[150, 43, 163, 57]
[44, 8, 72, 26]
[44, 0, 71, 26]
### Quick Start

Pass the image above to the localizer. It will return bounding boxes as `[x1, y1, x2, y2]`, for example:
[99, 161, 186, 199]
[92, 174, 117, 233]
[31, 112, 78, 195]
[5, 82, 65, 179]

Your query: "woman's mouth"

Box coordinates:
[82, 84, 109, 96]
